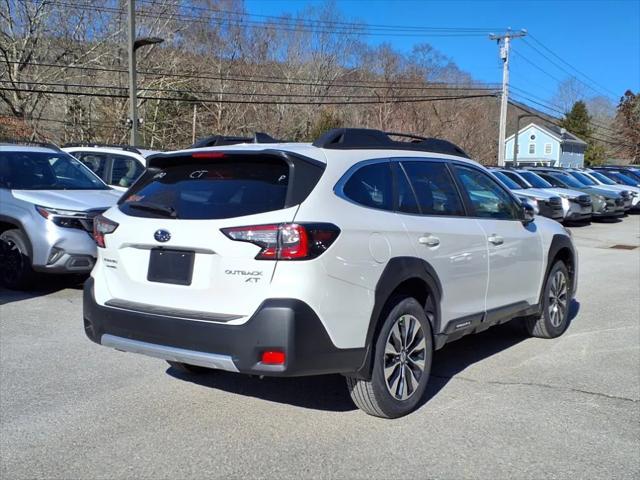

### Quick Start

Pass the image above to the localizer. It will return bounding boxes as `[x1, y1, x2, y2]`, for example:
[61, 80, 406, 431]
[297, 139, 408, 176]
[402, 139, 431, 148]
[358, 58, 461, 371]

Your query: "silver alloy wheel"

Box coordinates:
[383, 314, 427, 401]
[548, 270, 568, 328]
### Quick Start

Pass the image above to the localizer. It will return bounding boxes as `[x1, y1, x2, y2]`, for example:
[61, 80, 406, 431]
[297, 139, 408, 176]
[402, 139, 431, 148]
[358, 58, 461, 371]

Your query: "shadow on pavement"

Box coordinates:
[0, 274, 87, 306]
[167, 300, 581, 414]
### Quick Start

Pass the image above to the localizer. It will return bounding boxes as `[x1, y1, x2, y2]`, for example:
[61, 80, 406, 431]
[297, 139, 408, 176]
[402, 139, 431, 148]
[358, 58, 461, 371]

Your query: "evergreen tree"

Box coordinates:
[614, 91, 640, 164]
[560, 101, 606, 166]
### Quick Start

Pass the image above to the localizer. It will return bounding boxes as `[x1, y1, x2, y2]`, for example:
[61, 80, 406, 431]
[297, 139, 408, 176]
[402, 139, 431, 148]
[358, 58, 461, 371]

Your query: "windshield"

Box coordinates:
[492, 171, 521, 189]
[519, 171, 552, 188]
[589, 171, 616, 185]
[569, 171, 597, 186]
[610, 172, 639, 186]
[0, 151, 108, 190]
[553, 173, 585, 189]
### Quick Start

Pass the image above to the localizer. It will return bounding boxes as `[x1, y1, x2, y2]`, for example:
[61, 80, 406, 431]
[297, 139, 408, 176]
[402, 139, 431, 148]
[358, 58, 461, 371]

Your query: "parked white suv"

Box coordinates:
[63, 144, 160, 192]
[84, 129, 578, 418]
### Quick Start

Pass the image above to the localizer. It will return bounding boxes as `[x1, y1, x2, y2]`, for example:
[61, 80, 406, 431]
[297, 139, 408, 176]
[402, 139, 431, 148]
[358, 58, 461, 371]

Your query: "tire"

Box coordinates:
[166, 361, 211, 374]
[346, 295, 434, 419]
[0, 229, 35, 290]
[525, 261, 572, 339]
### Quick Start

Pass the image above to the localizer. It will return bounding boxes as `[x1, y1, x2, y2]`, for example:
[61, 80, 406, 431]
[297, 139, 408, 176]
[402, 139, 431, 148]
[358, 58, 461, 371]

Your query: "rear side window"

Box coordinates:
[342, 162, 393, 210]
[112, 155, 145, 188]
[119, 159, 290, 220]
[401, 161, 464, 216]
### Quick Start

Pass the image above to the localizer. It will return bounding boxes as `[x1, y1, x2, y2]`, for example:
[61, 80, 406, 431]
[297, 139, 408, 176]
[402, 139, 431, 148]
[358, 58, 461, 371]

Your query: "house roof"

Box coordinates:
[505, 122, 588, 146]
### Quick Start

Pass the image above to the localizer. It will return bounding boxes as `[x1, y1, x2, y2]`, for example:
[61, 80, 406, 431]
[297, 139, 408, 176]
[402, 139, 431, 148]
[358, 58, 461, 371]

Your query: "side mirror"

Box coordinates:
[522, 202, 536, 224]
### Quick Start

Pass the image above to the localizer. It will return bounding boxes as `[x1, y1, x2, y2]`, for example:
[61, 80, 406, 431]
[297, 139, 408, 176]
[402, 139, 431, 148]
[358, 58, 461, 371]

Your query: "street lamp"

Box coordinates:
[128, 0, 164, 146]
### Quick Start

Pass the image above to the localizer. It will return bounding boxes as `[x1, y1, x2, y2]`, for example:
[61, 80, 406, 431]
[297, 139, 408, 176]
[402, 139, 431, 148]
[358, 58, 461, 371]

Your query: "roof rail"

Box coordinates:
[312, 128, 469, 158]
[0, 138, 61, 150]
[190, 132, 279, 149]
[62, 142, 142, 154]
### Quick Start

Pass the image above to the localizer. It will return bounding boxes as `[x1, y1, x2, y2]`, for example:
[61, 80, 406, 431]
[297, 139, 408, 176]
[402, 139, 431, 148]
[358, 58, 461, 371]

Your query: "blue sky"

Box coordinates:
[245, 0, 640, 113]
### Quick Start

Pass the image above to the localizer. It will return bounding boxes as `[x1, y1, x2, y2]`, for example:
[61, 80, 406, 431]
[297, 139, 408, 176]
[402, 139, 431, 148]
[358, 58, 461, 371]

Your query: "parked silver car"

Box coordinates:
[0, 142, 121, 289]
[499, 169, 592, 222]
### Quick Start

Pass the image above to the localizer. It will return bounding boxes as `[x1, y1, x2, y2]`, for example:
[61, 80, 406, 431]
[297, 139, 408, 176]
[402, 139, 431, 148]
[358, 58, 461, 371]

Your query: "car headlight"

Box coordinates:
[35, 205, 90, 230]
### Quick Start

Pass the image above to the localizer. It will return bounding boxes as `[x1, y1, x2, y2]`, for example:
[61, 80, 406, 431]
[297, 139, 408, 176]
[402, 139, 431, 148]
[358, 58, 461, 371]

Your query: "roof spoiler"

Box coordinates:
[189, 132, 280, 149]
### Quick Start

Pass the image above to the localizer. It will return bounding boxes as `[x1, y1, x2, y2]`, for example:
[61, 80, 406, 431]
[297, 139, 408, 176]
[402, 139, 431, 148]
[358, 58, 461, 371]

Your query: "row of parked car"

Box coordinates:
[1, 137, 638, 291]
[489, 166, 640, 221]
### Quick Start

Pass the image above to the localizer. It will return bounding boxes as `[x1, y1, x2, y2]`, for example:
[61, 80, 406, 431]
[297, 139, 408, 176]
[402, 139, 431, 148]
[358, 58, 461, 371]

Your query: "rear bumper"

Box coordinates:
[83, 278, 365, 377]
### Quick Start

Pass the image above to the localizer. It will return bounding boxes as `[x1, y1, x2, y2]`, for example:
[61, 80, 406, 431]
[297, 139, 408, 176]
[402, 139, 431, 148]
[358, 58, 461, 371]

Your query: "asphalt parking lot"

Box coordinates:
[1, 216, 639, 480]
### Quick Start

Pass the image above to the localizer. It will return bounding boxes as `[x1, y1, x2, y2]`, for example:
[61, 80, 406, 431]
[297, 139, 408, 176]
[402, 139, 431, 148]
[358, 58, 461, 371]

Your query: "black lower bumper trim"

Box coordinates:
[83, 278, 365, 377]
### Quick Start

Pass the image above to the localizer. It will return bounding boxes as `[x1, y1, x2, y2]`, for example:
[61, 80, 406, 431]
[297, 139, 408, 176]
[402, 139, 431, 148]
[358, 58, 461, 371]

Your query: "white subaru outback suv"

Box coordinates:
[84, 128, 578, 418]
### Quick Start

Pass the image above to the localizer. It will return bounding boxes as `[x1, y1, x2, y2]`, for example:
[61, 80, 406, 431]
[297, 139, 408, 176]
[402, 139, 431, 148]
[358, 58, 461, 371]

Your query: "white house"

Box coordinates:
[505, 122, 587, 168]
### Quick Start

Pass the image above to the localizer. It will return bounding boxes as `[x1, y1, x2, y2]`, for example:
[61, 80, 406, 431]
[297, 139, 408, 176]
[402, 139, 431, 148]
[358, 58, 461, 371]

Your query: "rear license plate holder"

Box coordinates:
[147, 249, 195, 285]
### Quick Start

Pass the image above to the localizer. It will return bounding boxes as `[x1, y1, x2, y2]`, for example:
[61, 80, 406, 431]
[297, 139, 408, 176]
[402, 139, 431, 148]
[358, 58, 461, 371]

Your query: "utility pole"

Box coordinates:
[489, 29, 527, 166]
[127, 0, 137, 146]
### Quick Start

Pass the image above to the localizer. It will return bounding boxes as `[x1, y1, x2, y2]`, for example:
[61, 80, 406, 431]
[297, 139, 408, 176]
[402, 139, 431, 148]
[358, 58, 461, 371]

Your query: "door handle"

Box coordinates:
[488, 234, 504, 246]
[418, 235, 440, 247]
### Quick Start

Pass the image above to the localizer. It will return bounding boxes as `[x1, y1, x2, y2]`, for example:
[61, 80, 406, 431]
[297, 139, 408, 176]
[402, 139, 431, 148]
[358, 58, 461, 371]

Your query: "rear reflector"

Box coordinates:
[221, 223, 340, 260]
[261, 351, 286, 365]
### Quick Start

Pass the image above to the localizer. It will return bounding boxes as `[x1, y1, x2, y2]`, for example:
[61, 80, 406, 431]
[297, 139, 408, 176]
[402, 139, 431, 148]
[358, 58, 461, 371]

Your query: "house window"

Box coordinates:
[544, 143, 552, 155]
[528, 144, 535, 155]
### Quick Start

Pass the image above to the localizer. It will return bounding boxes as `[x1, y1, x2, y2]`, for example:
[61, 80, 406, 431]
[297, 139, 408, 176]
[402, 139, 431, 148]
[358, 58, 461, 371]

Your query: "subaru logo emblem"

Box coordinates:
[154, 229, 171, 243]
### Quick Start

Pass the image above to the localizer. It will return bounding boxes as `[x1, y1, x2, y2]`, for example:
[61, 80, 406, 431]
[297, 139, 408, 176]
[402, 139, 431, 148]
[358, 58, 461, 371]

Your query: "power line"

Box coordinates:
[1, 78, 498, 100]
[0, 86, 496, 105]
[510, 85, 620, 136]
[526, 34, 619, 100]
[4, 60, 499, 91]
[137, 0, 506, 33]
[45, 1, 493, 37]
[509, 92, 628, 148]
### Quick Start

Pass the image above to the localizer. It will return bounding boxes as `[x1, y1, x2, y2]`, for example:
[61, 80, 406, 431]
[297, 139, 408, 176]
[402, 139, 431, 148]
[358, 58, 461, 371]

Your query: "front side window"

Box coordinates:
[343, 162, 393, 211]
[400, 161, 464, 216]
[75, 152, 108, 178]
[453, 165, 520, 220]
[0, 151, 108, 190]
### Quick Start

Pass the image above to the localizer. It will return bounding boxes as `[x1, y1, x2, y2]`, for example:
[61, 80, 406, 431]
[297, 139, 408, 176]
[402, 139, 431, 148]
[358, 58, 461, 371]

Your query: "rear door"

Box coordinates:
[451, 164, 543, 310]
[395, 159, 489, 329]
[97, 151, 323, 319]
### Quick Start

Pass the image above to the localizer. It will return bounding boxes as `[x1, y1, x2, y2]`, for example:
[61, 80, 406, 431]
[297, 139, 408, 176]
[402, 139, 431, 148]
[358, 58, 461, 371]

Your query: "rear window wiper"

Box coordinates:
[127, 201, 177, 218]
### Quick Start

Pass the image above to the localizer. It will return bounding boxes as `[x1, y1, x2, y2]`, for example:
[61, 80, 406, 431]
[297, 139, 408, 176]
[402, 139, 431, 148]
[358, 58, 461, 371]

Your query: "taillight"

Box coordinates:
[221, 223, 340, 260]
[93, 215, 119, 248]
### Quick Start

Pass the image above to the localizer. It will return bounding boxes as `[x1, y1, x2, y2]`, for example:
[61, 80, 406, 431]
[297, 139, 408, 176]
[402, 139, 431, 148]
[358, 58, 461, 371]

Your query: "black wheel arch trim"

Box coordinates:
[0, 214, 33, 258]
[544, 234, 577, 300]
[354, 256, 442, 380]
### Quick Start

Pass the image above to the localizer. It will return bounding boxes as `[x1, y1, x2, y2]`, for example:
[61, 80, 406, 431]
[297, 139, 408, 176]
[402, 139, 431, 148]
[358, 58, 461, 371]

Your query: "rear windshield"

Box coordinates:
[119, 159, 290, 220]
